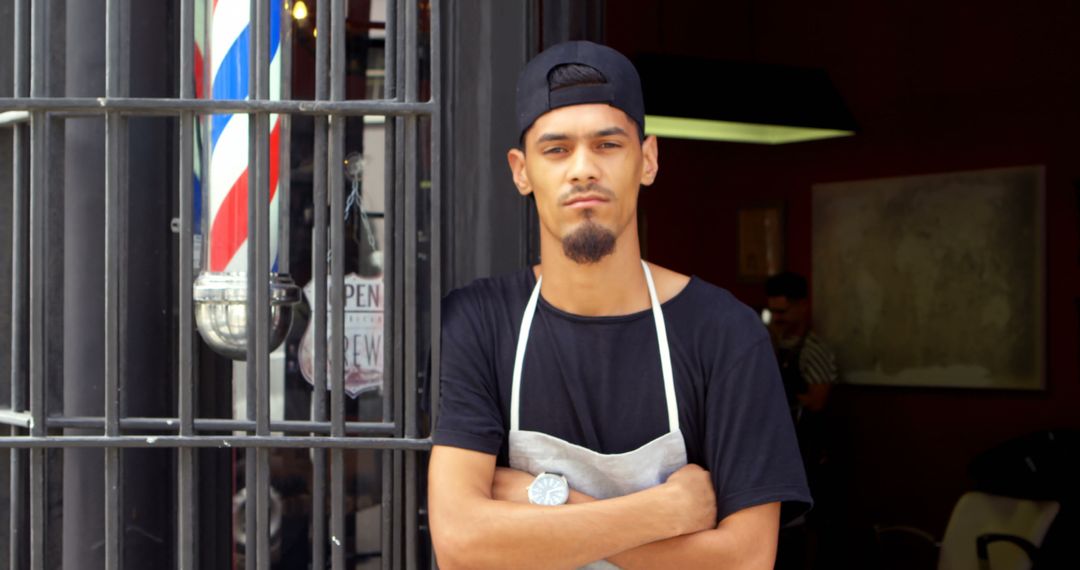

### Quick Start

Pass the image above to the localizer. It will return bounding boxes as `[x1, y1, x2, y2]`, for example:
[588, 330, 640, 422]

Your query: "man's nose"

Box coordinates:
[568, 147, 600, 184]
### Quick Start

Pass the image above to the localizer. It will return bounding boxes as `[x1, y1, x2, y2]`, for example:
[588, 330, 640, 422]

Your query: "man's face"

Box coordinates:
[507, 103, 658, 263]
[766, 296, 809, 347]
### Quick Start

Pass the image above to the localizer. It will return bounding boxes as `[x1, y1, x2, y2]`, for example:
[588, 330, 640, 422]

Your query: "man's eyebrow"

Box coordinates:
[535, 132, 570, 144]
[535, 126, 629, 144]
[593, 126, 629, 138]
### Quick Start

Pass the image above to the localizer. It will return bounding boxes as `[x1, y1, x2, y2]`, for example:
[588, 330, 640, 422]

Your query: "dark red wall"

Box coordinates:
[608, 0, 1080, 536]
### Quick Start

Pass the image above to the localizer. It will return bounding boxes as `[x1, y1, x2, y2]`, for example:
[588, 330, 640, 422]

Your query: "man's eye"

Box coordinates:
[543, 147, 567, 155]
[598, 141, 621, 149]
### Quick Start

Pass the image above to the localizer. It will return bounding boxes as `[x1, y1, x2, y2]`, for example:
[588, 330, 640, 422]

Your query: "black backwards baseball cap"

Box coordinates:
[515, 41, 646, 144]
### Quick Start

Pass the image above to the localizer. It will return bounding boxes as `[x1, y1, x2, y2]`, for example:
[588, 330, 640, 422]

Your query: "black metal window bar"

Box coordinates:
[0, 0, 440, 568]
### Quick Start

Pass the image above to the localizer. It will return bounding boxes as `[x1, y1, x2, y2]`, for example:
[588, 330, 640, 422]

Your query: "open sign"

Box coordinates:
[299, 273, 384, 397]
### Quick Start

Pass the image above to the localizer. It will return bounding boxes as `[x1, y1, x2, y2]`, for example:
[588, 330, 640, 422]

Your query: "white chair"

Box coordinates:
[876, 491, 1060, 570]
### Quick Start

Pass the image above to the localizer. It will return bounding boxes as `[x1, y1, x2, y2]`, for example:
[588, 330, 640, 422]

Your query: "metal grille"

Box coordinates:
[0, 0, 441, 568]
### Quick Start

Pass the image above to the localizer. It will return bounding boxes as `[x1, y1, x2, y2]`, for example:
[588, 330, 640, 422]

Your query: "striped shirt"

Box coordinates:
[798, 332, 838, 385]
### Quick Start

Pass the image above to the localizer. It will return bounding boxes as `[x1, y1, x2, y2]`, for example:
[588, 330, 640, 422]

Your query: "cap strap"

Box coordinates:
[548, 83, 616, 109]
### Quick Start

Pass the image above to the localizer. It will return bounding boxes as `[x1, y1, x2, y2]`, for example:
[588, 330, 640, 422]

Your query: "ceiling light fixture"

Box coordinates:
[636, 55, 858, 145]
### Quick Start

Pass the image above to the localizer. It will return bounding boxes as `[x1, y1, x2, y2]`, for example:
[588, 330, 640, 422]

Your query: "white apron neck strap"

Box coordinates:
[509, 263, 680, 434]
[641, 261, 680, 433]
[510, 275, 543, 432]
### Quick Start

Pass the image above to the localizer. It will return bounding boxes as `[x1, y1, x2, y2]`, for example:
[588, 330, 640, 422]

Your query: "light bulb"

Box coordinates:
[292, 0, 309, 21]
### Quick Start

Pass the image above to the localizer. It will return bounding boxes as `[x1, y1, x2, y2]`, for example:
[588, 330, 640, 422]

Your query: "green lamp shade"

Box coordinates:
[644, 115, 855, 145]
[636, 55, 858, 144]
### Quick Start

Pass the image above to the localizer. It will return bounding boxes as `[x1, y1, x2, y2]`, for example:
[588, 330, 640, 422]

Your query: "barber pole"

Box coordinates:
[207, 0, 283, 272]
[193, 0, 299, 361]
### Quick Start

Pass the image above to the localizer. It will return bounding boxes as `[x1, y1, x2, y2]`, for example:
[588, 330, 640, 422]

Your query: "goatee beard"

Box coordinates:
[562, 220, 616, 264]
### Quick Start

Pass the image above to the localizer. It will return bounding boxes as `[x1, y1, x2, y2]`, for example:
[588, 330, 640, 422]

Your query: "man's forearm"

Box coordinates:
[797, 383, 831, 412]
[610, 528, 739, 569]
[431, 449, 715, 569]
[432, 485, 686, 570]
[609, 508, 778, 570]
[490, 468, 778, 569]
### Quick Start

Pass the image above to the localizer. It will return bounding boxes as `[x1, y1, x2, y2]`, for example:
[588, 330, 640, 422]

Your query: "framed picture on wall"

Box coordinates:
[812, 166, 1045, 390]
[737, 204, 785, 282]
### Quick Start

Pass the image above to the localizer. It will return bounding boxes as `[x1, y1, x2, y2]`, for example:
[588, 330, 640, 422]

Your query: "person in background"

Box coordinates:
[764, 271, 839, 569]
[764, 272, 837, 424]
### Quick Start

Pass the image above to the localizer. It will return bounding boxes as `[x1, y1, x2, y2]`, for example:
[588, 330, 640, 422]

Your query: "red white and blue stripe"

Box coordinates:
[207, 0, 282, 273]
[192, 0, 206, 266]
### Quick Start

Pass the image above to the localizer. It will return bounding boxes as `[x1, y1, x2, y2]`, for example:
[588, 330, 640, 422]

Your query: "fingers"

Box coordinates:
[664, 463, 717, 534]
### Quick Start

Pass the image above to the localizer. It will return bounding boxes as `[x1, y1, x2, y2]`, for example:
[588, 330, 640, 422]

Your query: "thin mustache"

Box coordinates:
[559, 183, 615, 205]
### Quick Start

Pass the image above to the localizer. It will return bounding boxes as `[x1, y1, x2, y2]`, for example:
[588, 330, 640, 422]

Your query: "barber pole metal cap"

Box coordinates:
[193, 272, 300, 361]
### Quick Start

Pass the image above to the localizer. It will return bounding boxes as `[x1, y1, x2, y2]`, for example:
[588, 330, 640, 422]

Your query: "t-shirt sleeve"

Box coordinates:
[704, 332, 813, 523]
[431, 288, 506, 456]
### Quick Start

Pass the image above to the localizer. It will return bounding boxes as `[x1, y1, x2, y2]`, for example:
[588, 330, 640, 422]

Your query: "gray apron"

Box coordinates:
[508, 261, 689, 569]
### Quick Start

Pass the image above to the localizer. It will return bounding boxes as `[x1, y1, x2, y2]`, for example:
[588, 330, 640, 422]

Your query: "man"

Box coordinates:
[763, 272, 838, 426]
[764, 272, 838, 569]
[428, 41, 810, 570]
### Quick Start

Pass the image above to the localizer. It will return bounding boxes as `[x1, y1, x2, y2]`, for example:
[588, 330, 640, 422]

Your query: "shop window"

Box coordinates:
[0, 1, 440, 568]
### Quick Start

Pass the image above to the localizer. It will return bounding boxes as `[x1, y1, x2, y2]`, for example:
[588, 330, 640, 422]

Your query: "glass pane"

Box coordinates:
[122, 448, 176, 564]
[223, 448, 385, 568]
[59, 449, 177, 567]
[197, 447, 236, 568]
[283, 115, 388, 424]
[124, 117, 179, 421]
[287, 0, 390, 101]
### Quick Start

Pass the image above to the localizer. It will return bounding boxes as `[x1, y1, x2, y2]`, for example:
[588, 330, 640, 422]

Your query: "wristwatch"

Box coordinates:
[527, 472, 570, 506]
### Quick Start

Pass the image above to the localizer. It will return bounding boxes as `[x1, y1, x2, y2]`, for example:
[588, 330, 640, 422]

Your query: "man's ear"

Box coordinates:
[507, 148, 533, 196]
[640, 135, 659, 186]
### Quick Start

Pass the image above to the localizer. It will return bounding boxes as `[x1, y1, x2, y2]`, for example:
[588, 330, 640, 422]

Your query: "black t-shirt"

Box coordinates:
[433, 268, 812, 521]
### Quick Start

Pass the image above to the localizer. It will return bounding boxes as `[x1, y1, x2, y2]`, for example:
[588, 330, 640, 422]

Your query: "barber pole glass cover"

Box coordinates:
[192, 0, 299, 360]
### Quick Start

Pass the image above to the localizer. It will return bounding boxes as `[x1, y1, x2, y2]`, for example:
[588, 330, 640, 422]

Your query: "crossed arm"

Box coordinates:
[428, 445, 780, 570]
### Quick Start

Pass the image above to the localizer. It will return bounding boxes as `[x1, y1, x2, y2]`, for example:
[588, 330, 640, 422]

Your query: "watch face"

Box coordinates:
[528, 474, 569, 506]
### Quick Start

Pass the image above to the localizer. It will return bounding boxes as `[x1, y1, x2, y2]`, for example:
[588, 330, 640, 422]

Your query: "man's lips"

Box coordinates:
[563, 194, 610, 208]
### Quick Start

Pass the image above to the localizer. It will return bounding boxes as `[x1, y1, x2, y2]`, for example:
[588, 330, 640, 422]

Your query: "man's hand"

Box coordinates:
[660, 464, 717, 535]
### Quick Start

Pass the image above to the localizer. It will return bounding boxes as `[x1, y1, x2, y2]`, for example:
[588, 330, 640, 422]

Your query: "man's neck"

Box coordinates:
[534, 231, 650, 317]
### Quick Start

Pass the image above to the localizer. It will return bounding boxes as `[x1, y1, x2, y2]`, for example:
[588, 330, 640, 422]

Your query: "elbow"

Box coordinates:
[700, 517, 779, 570]
[738, 535, 778, 570]
[434, 529, 533, 570]
[712, 541, 777, 570]
[430, 519, 471, 570]
[742, 551, 777, 570]
[431, 537, 471, 570]
[430, 517, 498, 570]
